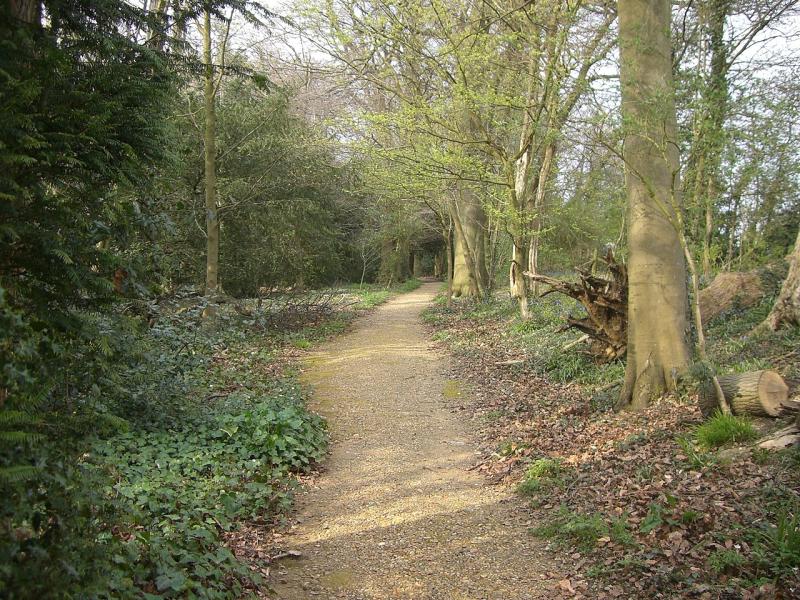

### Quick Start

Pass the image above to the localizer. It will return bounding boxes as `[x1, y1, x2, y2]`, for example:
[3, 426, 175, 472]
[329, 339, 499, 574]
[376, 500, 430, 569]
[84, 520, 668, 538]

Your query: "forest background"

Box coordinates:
[1, 0, 799, 597]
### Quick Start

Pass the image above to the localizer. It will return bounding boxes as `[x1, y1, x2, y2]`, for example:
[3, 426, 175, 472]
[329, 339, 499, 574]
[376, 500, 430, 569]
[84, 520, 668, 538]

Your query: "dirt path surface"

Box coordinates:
[269, 283, 556, 599]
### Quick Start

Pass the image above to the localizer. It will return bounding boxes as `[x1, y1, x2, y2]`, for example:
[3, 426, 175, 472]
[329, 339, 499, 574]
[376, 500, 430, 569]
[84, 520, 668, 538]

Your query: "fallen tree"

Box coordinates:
[698, 271, 764, 324]
[699, 370, 793, 418]
[526, 248, 627, 362]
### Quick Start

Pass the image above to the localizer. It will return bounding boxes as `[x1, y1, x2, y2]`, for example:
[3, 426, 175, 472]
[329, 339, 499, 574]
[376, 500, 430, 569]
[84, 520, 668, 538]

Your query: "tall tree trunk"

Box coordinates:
[764, 226, 800, 330]
[202, 7, 220, 295]
[724, 191, 740, 269]
[146, 0, 169, 50]
[527, 144, 554, 296]
[445, 225, 454, 307]
[700, 0, 730, 280]
[509, 135, 533, 316]
[617, 0, 690, 411]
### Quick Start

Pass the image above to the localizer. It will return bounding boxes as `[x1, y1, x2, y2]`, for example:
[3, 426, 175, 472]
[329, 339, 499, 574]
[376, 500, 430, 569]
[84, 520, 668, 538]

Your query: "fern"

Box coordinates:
[0, 430, 44, 445]
[0, 464, 40, 483]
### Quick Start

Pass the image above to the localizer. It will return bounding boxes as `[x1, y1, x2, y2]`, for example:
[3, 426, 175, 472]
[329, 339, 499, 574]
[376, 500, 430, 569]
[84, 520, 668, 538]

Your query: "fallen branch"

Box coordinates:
[759, 424, 800, 449]
[562, 334, 590, 352]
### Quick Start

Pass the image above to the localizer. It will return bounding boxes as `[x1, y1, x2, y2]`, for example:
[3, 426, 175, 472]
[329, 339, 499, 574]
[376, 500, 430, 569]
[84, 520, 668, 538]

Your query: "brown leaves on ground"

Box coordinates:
[429, 301, 800, 599]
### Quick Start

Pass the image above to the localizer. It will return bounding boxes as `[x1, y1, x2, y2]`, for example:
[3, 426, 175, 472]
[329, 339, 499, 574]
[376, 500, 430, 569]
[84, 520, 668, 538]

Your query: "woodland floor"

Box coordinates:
[264, 282, 556, 599]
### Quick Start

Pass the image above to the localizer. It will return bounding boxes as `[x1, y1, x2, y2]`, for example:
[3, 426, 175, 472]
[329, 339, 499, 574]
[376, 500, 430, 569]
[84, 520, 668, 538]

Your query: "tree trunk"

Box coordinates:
[451, 187, 489, 298]
[528, 226, 541, 296]
[617, 0, 690, 411]
[764, 226, 800, 330]
[433, 250, 443, 279]
[445, 225, 454, 306]
[202, 7, 220, 295]
[510, 240, 530, 319]
[699, 370, 790, 418]
[413, 253, 422, 277]
[700, 0, 730, 281]
[724, 191, 741, 270]
[146, 0, 169, 50]
[9, 0, 39, 23]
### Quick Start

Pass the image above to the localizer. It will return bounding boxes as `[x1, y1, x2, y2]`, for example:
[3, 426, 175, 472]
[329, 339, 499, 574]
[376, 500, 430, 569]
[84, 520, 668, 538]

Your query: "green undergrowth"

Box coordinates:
[532, 506, 636, 551]
[0, 299, 342, 597]
[91, 380, 326, 597]
[423, 291, 624, 387]
[1, 279, 426, 597]
[707, 295, 800, 381]
[517, 458, 567, 500]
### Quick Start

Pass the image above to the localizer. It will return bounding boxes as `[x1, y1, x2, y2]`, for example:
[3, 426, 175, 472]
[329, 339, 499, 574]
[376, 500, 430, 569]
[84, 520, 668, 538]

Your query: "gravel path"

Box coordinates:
[269, 282, 556, 599]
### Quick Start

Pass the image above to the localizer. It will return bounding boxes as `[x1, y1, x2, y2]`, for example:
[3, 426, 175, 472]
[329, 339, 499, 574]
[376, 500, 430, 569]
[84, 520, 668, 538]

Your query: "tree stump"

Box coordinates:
[699, 370, 790, 418]
[525, 247, 627, 362]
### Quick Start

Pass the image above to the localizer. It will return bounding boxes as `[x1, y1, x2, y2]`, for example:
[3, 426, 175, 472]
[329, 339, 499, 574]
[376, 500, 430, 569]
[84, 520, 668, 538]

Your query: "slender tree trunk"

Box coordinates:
[617, 0, 690, 411]
[445, 225, 454, 307]
[529, 142, 554, 289]
[509, 149, 531, 315]
[702, 179, 715, 279]
[700, 0, 730, 280]
[763, 226, 800, 330]
[528, 229, 541, 296]
[202, 7, 220, 295]
[146, 0, 169, 50]
[413, 253, 422, 277]
[510, 240, 530, 319]
[724, 192, 740, 269]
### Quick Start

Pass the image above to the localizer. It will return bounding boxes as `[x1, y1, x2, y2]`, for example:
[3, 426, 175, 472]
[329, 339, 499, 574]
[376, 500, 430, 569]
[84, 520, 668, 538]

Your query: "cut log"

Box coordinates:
[699, 370, 790, 418]
[698, 271, 764, 323]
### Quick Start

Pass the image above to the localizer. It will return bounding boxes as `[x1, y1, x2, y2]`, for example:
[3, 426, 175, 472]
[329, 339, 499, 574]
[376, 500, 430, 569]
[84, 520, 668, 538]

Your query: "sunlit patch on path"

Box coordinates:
[267, 283, 555, 600]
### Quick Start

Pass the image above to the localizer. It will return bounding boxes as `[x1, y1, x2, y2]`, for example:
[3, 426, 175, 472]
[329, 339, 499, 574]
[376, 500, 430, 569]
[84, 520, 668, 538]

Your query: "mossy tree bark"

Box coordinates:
[617, 0, 691, 411]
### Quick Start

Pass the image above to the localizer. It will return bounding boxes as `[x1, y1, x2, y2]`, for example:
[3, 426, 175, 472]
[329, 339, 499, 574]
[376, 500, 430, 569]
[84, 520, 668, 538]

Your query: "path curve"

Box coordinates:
[269, 282, 555, 599]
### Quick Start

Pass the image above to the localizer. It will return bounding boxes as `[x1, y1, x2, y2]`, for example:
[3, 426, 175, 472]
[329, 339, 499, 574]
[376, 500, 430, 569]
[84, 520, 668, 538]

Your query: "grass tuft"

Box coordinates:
[695, 412, 759, 449]
[517, 457, 564, 497]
